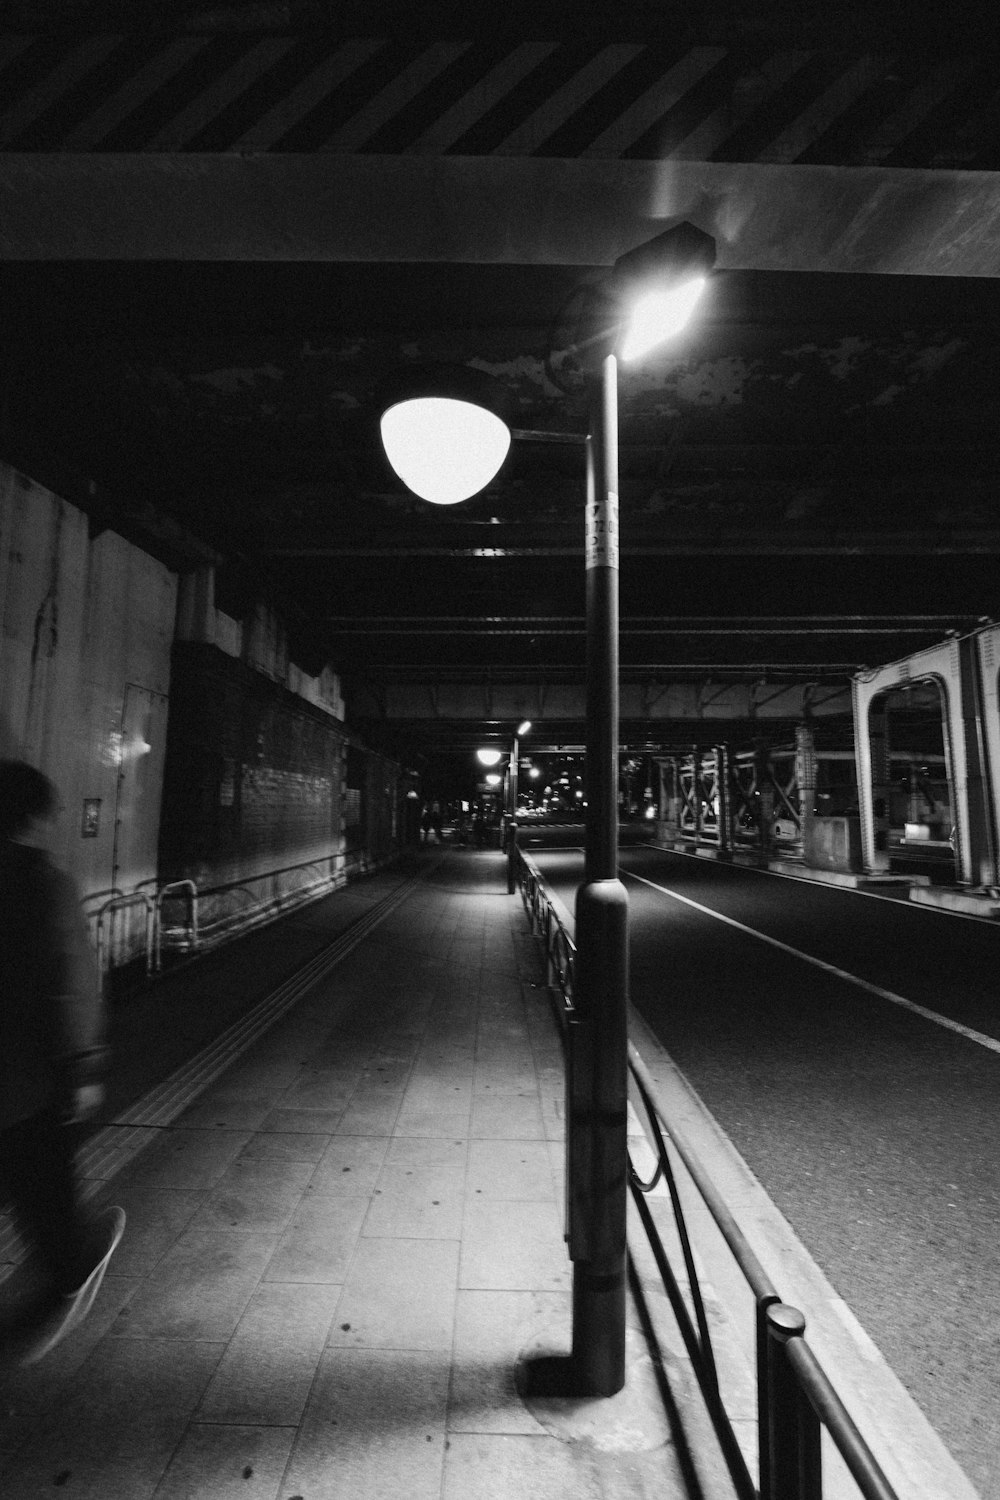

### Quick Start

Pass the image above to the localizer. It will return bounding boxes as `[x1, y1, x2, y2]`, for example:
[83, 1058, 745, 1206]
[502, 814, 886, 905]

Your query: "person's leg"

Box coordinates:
[1, 1112, 126, 1365]
[3, 1109, 91, 1293]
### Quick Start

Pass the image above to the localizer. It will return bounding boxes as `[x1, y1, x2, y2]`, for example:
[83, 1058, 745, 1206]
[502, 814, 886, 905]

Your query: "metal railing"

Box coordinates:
[86, 852, 349, 986]
[519, 854, 576, 1017]
[173, 854, 342, 949]
[154, 879, 199, 971]
[92, 890, 155, 984]
[512, 843, 899, 1500]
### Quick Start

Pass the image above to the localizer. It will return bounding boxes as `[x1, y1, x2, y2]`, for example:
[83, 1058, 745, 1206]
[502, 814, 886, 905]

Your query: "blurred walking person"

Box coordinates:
[0, 760, 125, 1365]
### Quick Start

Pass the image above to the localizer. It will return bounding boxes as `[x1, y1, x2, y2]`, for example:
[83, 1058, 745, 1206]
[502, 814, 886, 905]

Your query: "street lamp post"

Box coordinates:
[507, 719, 531, 894]
[566, 350, 630, 1392]
[379, 221, 715, 1399]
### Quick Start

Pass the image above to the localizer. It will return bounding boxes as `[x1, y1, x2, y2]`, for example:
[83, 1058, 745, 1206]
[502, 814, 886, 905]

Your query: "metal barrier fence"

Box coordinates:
[86, 853, 349, 988]
[91, 890, 155, 986]
[512, 843, 899, 1500]
[154, 879, 200, 971]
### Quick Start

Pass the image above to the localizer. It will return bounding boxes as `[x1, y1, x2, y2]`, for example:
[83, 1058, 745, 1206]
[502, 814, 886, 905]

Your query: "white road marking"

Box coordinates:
[621, 864, 1000, 1057]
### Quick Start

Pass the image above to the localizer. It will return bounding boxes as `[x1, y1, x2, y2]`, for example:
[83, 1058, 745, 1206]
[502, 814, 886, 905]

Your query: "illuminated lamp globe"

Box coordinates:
[380, 397, 511, 505]
[477, 749, 502, 767]
[485, 773, 502, 787]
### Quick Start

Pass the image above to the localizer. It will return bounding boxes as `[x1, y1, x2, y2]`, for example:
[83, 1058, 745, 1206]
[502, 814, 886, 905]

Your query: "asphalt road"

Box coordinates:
[529, 839, 1000, 1499]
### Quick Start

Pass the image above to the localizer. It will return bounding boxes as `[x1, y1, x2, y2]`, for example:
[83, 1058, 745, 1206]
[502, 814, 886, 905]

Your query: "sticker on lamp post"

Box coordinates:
[586, 490, 619, 570]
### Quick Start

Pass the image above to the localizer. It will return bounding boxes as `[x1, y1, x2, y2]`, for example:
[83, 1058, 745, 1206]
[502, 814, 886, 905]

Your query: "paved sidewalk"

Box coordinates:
[0, 849, 693, 1500]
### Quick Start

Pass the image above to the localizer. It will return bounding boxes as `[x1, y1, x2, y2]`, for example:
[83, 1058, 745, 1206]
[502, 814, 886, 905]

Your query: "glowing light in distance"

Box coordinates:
[619, 276, 707, 362]
[477, 749, 502, 767]
[517, 719, 532, 736]
[485, 773, 502, 786]
[380, 398, 511, 504]
[529, 767, 540, 779]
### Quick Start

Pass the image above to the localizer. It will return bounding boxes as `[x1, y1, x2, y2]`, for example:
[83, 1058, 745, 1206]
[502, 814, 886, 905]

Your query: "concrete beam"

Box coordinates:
[353, 678, 852, 723]
[2, 154, 1000, 276]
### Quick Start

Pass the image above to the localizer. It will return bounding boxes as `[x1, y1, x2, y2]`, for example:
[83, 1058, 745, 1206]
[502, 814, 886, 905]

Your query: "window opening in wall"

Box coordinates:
[868, 678, 956, 882]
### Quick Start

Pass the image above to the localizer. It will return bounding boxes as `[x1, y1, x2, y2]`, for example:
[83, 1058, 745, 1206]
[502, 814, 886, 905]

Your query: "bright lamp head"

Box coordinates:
[477, 748, 502, 767]
[379, 364, 514, 505]
[620, 277, 707, 362]
[611, 221, 715, 362]
[380, 398, 511, 505]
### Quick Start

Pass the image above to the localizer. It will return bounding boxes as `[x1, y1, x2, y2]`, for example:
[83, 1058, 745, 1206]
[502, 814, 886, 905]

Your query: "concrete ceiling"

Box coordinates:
[2, 4, 1000, 762]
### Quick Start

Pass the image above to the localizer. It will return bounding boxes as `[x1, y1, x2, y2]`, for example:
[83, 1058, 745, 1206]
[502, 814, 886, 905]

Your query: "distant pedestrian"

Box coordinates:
[430, 800, 443, 842]
[0, 760, 125, 1366]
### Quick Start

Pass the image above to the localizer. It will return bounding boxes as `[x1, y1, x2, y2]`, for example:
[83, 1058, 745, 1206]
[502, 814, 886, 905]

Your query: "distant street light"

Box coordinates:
[380, 222, 715, 1396]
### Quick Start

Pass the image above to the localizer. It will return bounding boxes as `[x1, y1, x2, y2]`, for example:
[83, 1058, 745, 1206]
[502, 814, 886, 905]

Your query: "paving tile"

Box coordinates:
[284, 1347, 449, 1500]
[308, 1135, 391, 1196]
[110, 1228, 278, 1340]
[473, 1064, 540, 1094]
[407, 1048, 473, 1075]
[403, 1071, 474, 1102]
[264, 1193, 369, 1283]
[152, 1423, 295, 1500]
[466, 1140, 558, 1201]
[0, 1274, 141, 1455]
[470, 1093, 546, 1141]
[283, 1068, 359, 1111]
[442, 1432, 602, 1500]
[189, 1156, 315, 1232]
[103, 1186, 205, 1276]
[329, 1237, 460, 1351]
[384, 1135, 468, 1170]
[336, 1088, 404, 1135]
[120, 1128, 253, 1190]
[210, 1057, 306, 1096]
[26, 1338, 224, 1462]
[238, 1130, 331, 1163]
[197, 1282, 341, 1424]
[0, 1418, 189, 1500]
[460, 1200, 570, 1293]
[449, 1289, 569, 1435]
[358, 1057, 416, 1090]
[393, 1086, 473, 1137]
[171, 1096, 274, 1131]
[259, 1106, 345, 1133]
[363, 1165, 465, 1240]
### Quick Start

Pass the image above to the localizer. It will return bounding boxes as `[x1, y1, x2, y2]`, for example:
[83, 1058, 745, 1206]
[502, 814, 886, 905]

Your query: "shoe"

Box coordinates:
[21, 1206, 126, 1365]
